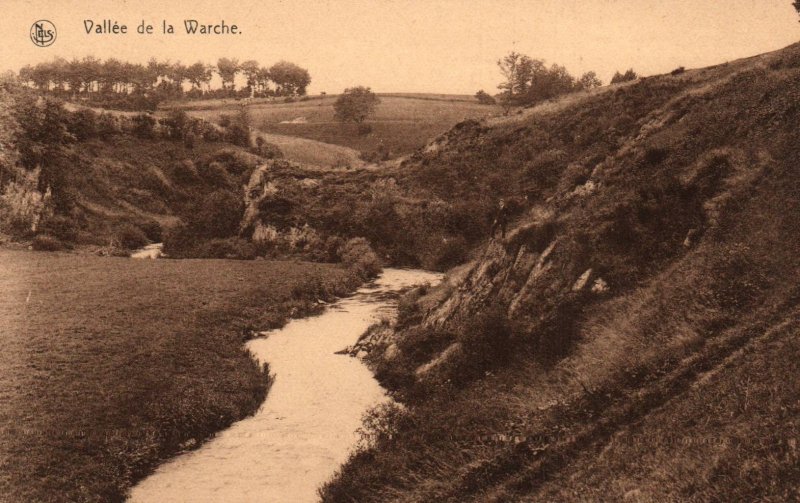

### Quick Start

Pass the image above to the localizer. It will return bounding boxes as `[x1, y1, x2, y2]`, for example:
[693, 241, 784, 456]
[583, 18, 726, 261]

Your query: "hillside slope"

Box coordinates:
[320, 43, 800, 501]
[0, 89, 270, 255]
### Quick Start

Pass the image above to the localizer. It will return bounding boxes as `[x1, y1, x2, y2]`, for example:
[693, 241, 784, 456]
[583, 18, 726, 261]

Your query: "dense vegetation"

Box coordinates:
[1, 81, 288, 260]
[319, 42, 800, 501]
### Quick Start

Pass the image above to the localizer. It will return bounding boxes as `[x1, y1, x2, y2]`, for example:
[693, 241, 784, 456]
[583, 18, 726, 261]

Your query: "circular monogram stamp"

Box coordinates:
[30, 20, 57, 47]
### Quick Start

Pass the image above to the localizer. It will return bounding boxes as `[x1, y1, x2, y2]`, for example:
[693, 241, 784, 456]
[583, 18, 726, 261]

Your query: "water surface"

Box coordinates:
[128, 268, 441, 502]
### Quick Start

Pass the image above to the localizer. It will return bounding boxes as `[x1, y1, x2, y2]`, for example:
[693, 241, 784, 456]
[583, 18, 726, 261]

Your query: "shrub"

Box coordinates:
[0, 172, 48, 236]
[356, 402, 408, 450]
[187, 189, 244, 239]
[97, 113, 121, 139]
[31, 234, 65, 251]
[253, 137, 284, 159]
[115, 223, 149, 250]
[195, 238, 257, 260]
[202, 127, 222, 142]
[324, 235, 345, 262]
[432, 235, 468, 270]
[453, 307, 512, 382]
[475, 90, 497, 105]
[218, 114, 232, 128]
[611, 69, 638, 84]
[338, 237, 381, 278]
[224, 107, 252, 148]
[225, 124, 249, 148]
[38, 214, 79, 243]
[172, 159, 198, 184]
[360, 144, 391, 163]
[396, 287, 425, 327]
[334, 87, 380, 127]
[184, 132, 196, 150]
[207, 149, 262, 176]
[66, 108, 98, 141]
[136, 219, 163, 242]
[197, 161, 233, 188]
[160, 109, 189, 140]
[357, 123, 373, 136]
[131, 114, 156, 139]
[162, 222, 196, 257]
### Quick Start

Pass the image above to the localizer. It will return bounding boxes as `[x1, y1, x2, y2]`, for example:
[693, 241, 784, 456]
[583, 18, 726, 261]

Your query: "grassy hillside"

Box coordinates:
[57, 136, 260, 244]
[0, 88, 275, 257]
[174, 94, 501, 161]
[319, 43, 800, 501]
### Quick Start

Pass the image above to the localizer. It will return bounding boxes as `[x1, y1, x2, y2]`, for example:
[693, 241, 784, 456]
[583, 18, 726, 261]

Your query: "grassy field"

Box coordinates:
[178, 94, 501, 161]
[0, 250, 361, 502]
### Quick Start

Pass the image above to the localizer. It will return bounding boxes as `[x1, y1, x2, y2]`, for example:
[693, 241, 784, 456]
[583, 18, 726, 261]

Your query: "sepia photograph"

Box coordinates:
[1, 1, 799, 501]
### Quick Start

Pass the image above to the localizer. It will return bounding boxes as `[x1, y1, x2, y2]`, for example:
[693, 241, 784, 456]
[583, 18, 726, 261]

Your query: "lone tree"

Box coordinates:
[576, 71, 603, 90]
[334, 86, 380, 127]
[794, 1, 800, 19]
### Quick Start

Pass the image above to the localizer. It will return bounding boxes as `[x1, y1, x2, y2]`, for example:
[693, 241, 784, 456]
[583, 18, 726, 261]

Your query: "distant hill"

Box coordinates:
[167, 94, 501, 162]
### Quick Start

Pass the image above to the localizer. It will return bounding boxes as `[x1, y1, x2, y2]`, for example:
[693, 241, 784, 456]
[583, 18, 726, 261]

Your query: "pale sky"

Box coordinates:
[1, 0, 798, 94]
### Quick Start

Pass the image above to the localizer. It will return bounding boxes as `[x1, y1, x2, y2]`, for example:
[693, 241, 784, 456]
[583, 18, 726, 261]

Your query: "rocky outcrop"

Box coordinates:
[340, 322, 395, 358]
[240, 159, 326, 251]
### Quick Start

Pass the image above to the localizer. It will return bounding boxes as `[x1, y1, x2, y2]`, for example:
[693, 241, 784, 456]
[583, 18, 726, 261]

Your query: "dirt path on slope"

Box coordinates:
[251, 130, 366, 169]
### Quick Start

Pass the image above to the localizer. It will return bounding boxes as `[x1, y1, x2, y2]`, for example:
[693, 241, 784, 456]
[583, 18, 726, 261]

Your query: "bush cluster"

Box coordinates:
[31, 234, 66, 251]
[337, 237, 382, 279]
[114, 223, 149, 250]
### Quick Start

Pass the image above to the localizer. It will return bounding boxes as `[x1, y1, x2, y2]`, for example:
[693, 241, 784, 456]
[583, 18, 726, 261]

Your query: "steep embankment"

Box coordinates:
[320, 44, 800, 501]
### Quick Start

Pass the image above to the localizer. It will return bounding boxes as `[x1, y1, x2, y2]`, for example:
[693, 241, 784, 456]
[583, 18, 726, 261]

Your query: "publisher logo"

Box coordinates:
[30, 20, 56, 47]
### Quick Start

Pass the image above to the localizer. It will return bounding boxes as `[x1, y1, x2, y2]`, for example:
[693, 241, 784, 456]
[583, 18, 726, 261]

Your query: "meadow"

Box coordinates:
[174, 94, 501, 161]
[0, 250, 361, 502]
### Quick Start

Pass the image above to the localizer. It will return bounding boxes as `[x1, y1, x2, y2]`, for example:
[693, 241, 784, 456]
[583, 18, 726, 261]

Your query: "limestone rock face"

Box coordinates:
[423, 235, 562, 329]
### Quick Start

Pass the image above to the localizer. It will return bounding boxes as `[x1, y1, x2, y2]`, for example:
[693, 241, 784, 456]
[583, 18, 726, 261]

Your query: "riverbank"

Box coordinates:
[0, 249, 364, 502]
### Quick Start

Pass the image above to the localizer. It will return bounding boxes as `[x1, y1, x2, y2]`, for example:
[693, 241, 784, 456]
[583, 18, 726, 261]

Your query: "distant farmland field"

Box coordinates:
[0, 251, 358, 502]
[176, 94, 502, 159]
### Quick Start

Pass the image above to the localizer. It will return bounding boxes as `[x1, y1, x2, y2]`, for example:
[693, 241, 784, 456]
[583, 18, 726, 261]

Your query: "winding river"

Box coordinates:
[128, 268, 441, 503]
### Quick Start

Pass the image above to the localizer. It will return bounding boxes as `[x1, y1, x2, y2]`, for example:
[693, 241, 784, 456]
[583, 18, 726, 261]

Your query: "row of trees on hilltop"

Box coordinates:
[17, 57, 311, 111]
